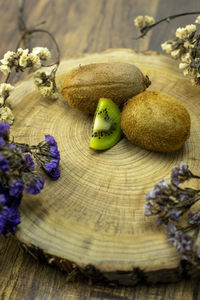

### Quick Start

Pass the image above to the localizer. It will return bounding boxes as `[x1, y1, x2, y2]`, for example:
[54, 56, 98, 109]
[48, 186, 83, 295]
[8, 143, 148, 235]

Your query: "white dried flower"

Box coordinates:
[0, 51, 15, 65]
[28, 53, 41, 68]
[185, 24, 197, 35]
[144, 16, 155, 27]
[134, 16, 144, 29]
[34, 75, 43, 85]
[183, 40, 194, 49]
[183, 68, 189, 76]
[176, 27, 188, 39]
[18, 49, 29, 68]
[17, 48, 24, 55]
[134, 15, 155, 30]
[181, 53, 191, 63]
[171, 49, 181, 59]
[0, 64, 11, 75]
[195, 16, 200, 25]
[176, 25, 196, 39]
[161, 41, 173, 54]
[34, 70, 58, 99]
[0, 83, 14, 94]
[0, 106, 14, 124]
[0, 97, 4, 106]
[39, 82, 53, 97]
[32, 47, 51, 60]
[179, 63, 188, 70]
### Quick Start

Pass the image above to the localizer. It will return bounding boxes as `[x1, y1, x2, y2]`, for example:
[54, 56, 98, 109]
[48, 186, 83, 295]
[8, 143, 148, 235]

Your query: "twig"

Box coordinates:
[134, 11, 200, 39]
[18, 0, 29, 49]
[17, 29, 60, 66]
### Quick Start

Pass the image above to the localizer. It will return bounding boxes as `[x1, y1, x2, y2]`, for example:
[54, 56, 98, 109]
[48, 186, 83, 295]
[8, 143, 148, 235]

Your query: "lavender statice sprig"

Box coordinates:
[145, 161, 200, 267]
[16, 134, 61, 180]
[0, 122, 61, 236]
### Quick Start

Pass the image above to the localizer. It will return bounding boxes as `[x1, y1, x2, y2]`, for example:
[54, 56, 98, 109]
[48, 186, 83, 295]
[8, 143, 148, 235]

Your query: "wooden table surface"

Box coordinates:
[0, 1, 200, 299]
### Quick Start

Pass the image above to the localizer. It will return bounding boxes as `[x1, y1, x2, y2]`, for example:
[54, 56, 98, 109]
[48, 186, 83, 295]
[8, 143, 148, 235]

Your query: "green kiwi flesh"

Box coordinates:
[89, 98, 122, 150]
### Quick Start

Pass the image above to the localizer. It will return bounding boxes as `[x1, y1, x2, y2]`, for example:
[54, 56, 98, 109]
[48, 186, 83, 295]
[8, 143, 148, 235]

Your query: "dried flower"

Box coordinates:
[0, 47, 52, 75]
[0, 106, 14, 124]
[28, 53, 41, 69]
[134, 15, 155, 30]
[176, 25, 196, 39]
[0, 83, 14, 108]
[0, 155, 10, 171]
[188, 211, 200, 225]
[195, 16, 200, 25]
[171, 161, 191, 186]
[25, 176, 45, 195]
[166, 222, 194, 257]
[0, 51, 15, 66]
[134, 13, 200, 85]
[25, 154, 34, 169]
[32, 47, 51, 60]
[145, 162, 200, 266]
[134, 16, 144, 29]
[18, 48, 29, 68]
[144, 16, 155, 27]
[0, 65, 11, 75]
[0, 206, 20, 236]
[0, 122, 61, 236]
[34, 69, 59, 99]
[29, 134, 61, 180]
[0, 122, 10, 140]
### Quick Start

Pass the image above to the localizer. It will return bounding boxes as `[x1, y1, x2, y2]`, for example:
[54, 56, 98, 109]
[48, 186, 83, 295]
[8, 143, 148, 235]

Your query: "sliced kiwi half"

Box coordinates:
[89, 98, 122, 150]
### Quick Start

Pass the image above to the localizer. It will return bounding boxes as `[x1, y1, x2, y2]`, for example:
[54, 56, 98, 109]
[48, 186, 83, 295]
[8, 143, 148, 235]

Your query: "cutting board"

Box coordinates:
[9, 49, 200, 286]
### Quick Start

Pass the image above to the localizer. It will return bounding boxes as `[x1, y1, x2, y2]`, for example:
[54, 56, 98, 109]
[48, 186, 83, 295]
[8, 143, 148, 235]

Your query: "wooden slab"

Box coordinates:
[9, 49, 200, 285]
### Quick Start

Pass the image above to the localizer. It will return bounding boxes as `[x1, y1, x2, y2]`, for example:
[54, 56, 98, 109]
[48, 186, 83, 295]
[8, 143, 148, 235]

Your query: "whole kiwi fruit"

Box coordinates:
[121, 90, 191, 152]
[61, 62, 150, 114]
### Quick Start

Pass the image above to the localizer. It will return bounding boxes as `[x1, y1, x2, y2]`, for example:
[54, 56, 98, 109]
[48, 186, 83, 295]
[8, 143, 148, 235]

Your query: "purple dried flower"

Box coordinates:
[0, 193, 6, 205]
[171, 162, 191, 186]
[144, 202, 153, 216]
[166, 222, 194, 255]
[170, 209, 182, 221]
[0, 137, 5, 147]
[0, 122, 10, 140]
[0, 206, 20, 236]
[44, 158, 60, 180]
[188, 211, 200, 225]
[0, 155, 10, 171]
[178, 193, 189, 202]
[25, 176, 45, 195]
[9, 143, 16, 149]
[25, 154, 34, 169]
[146, 179, 169, 200]
[45, 134, 60, 160]
[45, 135, 56, 145]
[9, 180, 24, 198]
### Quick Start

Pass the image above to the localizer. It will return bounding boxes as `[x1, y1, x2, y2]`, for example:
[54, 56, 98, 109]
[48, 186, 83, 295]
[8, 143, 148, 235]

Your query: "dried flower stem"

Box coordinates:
[134, 12, 200, 39]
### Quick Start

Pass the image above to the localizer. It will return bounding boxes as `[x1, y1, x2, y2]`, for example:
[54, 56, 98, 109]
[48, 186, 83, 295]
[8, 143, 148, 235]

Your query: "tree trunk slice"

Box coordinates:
[9, 49, 200, 286]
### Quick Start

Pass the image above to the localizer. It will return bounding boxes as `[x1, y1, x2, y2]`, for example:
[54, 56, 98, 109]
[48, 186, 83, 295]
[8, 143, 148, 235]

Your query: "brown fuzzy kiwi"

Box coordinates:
[121, 90, 191, 152]
[61, 62, 150, 114]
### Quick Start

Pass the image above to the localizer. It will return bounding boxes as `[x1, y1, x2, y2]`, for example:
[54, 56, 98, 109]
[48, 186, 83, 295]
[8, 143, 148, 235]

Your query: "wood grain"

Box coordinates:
[6, 49, 200, 286]
[0, 236, 198, 300]
[1, 0, 200, 298]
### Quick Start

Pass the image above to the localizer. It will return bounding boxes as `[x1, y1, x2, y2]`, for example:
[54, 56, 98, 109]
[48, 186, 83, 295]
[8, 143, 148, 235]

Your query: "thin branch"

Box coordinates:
[134, 11, 200, 40]
[18, 0, 30, 49]
[17, 29, 60, 66]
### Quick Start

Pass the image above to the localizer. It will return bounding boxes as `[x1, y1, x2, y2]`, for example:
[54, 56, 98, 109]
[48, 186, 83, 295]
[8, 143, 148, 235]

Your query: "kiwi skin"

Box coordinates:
[121, 90, 191, 152]
[61, 62, 151, 114]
